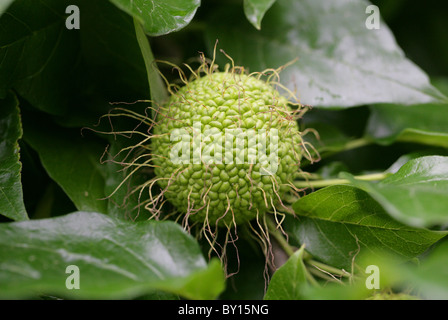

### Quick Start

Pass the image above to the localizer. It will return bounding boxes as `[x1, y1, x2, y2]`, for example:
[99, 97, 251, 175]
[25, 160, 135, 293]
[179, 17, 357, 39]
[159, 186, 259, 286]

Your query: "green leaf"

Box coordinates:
[0, 211, 225, 299]
[23, 117, 108, 214]
[366, 79, 448, 148]
[356, 241, 448, 300]
[109, 0, 200, 36]
[205, 0, 447, 107]
[243, 0, 276, 30]
[1, 0, 150, 123]
[78, 0, 149, 102]
[366, 104, 448, 148]
[0, 91, 28, 221]
[299, 280, 371, 300]
[399, 241, 448, 299]
[264, 246, 307, 300]
[287, 185, 446, 270]
[56, 0, 151, 128]
[0, 0, 80, 114]
[343, 156, 448, 228]
[218, 237, 267, 299]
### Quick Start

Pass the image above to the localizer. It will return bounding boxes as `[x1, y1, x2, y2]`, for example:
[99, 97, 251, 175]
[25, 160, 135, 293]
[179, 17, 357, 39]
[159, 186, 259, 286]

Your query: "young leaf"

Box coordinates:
[343, 156, 448, 228]
[109, 0, 200, 36]
[205, 0, 447, 107]
[287, 185, 447, 270]
[0, 211, 225, 299]
[264, 246, 307, 300]
[0, 92, 28, 221]
[243, 0, 276, 30]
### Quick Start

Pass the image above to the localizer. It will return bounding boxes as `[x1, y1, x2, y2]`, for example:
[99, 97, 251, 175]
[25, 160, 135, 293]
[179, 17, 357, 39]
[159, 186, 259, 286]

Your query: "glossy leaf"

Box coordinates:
[366, 104, 448, 148]
[0, 92, 28, 221]
[287, 185, 446, 269]
[0, 211, 225, 299]
[366, 79, 448, 148]
[243, 0, 276, 30]
[343, 156, 448, 228]
[205, 0, 447, 107]
[264, 246, 307, 300]
[109, 0, 200, 36]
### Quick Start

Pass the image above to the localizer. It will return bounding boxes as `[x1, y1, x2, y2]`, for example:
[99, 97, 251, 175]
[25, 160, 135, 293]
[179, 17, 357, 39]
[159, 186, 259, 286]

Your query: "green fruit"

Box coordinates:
[152, 70, 303, 226]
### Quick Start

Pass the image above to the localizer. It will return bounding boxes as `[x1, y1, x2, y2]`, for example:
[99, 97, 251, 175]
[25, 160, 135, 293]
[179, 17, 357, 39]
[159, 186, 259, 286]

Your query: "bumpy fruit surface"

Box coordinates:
[152, 71, 302, 226]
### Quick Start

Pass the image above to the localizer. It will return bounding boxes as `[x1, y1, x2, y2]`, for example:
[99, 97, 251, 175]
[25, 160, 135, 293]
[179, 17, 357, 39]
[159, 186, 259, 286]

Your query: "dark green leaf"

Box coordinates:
[78, 0, 149, 102]
[205, 0, 447, 107]
[218, 235, 267, 300]
[0, 211, 225, 299]
[109, 0, 200, 36]
[0, 0, 80, 114]
[366, 104, 448, 148]
[288, 185, 446, 269]
[0, 92, 28, 221]
[366, 79, 448, 148]
[243, 0, 276, 30]
[102, 134, 155, 221]
[343, 156, 448, 228]
[264, 246, 307, 300]
[55, 0, 151, 128]
[23, 117, 108, 214]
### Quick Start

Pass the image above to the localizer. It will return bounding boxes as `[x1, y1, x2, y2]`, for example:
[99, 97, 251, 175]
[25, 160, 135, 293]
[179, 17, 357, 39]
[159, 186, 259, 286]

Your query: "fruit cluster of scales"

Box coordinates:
[151, 68, 304, 227]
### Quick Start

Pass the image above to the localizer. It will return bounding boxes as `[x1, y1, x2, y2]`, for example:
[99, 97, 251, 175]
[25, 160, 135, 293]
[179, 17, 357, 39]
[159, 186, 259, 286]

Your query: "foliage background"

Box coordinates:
[0, 0, 448, 300]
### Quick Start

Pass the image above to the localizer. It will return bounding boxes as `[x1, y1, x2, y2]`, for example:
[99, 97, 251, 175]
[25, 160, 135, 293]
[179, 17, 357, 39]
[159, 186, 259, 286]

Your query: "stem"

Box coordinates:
[308, 268, 342, 284]
[266, 218, 349, 287]
[293, 172, 389, 189]
[304, 266, 320, 287]
[308, 259, 351, 278]
[342, 137, 372, 151]
[266, 218, 295, 257]
[301, 137, 373, 168]
[134, 18, 168, 116]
